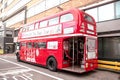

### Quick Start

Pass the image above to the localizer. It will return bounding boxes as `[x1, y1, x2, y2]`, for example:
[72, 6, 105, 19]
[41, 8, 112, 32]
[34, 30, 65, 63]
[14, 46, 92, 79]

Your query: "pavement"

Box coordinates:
[0, 53, 120, 80]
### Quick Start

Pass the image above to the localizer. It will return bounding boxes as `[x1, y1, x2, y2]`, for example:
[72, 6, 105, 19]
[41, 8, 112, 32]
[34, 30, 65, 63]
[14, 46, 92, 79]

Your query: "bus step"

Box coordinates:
[62, 65, 85, 73]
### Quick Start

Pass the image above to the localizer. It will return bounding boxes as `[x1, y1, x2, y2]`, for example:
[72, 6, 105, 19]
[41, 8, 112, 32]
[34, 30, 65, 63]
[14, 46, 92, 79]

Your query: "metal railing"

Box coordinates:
[98, 60, 120, 71]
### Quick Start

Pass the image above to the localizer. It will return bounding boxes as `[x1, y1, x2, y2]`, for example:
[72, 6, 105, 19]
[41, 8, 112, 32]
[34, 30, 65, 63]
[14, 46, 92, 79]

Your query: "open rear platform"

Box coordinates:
[62, 65, 85, 73]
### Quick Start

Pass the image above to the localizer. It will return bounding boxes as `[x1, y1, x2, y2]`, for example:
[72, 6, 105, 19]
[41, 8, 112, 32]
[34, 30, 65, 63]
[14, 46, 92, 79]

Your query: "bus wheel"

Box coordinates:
[47, 57, 57, 71]
[16, 53, 21, 62]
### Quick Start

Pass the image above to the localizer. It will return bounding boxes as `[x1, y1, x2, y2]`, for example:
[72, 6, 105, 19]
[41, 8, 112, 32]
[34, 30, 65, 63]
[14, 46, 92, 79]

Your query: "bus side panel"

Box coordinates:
[44, 39, 63, 69]
[37, 49, 47, 66]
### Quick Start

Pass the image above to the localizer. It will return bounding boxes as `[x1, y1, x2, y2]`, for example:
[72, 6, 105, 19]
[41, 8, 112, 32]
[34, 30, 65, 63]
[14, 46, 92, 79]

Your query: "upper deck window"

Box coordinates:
[35, 22, 39, 29]
[84, 14, 94, 23]
[28, 24, 34, 31]
[49, 17, 59, 25]
[60, 13, 74, 23]
[40, 20, 48, 27]
[22, 28, 26, 32]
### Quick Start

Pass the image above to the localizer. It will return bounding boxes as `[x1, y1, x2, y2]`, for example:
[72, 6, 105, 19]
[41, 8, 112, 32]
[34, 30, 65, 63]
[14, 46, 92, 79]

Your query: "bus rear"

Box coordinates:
[62, 10, 97, 72]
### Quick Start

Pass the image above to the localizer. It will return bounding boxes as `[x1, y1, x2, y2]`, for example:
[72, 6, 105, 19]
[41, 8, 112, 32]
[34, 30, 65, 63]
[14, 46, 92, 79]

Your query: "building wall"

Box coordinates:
[0, 0, 103, 29]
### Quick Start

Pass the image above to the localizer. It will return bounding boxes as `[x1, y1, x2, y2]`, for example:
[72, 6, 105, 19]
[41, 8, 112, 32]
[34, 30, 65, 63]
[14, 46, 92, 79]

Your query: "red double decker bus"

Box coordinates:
[16, 8, 97, 73]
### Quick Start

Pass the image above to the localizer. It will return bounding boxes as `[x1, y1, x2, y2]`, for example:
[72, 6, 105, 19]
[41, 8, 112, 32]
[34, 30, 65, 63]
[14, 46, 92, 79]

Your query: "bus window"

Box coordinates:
[28, 24, 34, 31]
[21, 42, 26, 47]
[60, 13, 74, 23]
[27, 42, 33, 48]
[49, 17, 59, 26]
[20, 42, 26, 50]
[87, 38, 96, 52]
[22, 28, 26, 32]
[84, 14, 94, 23]
[34, 42, 38, 48]
[38, 42, 46, 49]
[40, 20, 48, 27]
[35, 22, 39, 29]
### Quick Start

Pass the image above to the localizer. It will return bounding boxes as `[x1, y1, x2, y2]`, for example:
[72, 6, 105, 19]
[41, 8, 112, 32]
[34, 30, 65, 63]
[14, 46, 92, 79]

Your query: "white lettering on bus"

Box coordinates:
[22, 24, 62, 38]
[26, 50, 36, 62]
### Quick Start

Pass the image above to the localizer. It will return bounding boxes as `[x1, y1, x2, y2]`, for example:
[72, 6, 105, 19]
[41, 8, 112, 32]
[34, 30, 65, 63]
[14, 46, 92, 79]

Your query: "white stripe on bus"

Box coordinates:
[18, 33, 97, 41]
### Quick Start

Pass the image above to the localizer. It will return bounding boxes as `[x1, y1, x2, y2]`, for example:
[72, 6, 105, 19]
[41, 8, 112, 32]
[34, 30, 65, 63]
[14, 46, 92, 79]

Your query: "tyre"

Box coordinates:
[47, 57, 57, 71]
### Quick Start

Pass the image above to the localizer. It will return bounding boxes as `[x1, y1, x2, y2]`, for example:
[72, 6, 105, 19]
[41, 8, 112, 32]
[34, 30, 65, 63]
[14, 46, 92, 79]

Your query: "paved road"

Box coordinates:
[0, 54, 120, 80]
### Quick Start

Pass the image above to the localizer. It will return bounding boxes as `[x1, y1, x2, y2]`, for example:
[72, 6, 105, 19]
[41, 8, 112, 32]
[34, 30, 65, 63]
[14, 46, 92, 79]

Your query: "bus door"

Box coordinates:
[63, 40, 71, 67]
[63, 37, 86, 72]
[72, 37, 85, 68]
[85, 37, 97, 71]
[63, 37, 85, 68]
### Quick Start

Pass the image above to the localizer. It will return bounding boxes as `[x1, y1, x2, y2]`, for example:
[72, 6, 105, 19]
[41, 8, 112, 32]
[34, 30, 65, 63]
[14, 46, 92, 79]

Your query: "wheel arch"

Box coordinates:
[46, 55, 58, 67]
[46, 55, 58, 71]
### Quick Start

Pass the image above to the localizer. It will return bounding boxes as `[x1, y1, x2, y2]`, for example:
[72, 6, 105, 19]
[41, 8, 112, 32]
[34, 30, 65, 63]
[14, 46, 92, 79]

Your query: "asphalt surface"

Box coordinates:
[0, 54, 120, 80]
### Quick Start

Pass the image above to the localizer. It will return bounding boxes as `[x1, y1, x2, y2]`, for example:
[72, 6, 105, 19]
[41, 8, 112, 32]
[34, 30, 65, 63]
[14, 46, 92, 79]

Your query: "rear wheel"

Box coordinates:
[47, 57, 57, 71]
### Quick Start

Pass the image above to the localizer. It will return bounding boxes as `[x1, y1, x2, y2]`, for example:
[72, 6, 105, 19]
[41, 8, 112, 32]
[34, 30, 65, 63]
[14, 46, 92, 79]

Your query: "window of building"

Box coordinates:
[35, 1, 46, 15]
[85, 8, 98, 22]
[0, 0, 3, 3]
[4, 2, 7, 8]
[60, 13, 74, 23]
[6, 31, 13, 37]
[6, 34, 12, 37]
[98, 3, 115, 21]
[27, 6, 35, 18]
[7, 0, 13, 5]
[6, 0, 31, 17]
[0, 31, 3, 36]
[46, 0, 59, 10]
[0, 31, 4, 37]
[5, 11, 25, 27]
[27, 0, 69, 18]
[115, 1, 120, 18]
[38, 42, 46, 49]
[14, 29, 19, 37]
[40, 20, 48, 27]
[49, 17, 59, 26]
